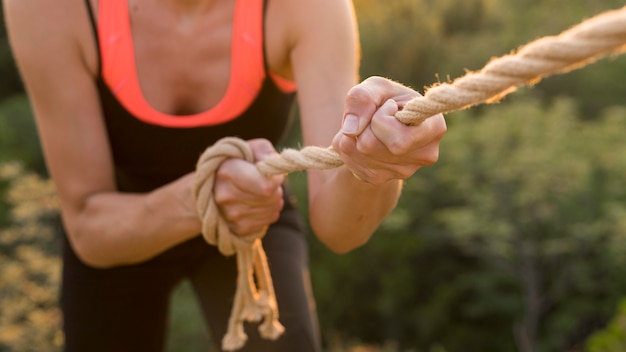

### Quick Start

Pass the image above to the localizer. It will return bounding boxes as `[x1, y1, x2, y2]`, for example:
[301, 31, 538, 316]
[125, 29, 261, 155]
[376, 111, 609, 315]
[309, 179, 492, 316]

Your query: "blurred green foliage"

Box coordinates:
[586, 298, 626, 352]
[0, 4, 23, 99]
[0, 95, 43, 172]
[2, 1, 626, 351]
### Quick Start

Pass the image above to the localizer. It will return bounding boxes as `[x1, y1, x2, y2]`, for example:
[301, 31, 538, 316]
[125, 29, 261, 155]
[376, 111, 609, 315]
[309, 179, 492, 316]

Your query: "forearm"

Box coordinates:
[67, 174, 201, 268]
[308, 166, 402, 253]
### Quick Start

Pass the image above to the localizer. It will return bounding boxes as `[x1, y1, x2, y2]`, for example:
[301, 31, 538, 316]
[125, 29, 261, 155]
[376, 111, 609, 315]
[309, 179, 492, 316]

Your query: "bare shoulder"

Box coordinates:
[265, 0, 358, 79]
[4, 0, 97, 78]
[4, 0, 84, 38]
[267, 0, 356, 41]
[268, 0, 355, 18]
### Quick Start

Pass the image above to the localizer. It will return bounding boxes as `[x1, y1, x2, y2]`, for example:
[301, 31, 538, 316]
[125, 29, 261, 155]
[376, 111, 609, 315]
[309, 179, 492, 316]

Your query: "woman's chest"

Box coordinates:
[127, 1, 292, 116]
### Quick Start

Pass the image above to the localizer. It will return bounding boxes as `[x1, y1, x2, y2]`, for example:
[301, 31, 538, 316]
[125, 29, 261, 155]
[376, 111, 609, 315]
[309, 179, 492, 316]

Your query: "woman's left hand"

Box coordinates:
[212, 139, 285, 237]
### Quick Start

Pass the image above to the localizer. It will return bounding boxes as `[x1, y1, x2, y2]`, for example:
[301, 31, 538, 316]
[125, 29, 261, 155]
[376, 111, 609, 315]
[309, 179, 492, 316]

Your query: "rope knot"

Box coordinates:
[194, 137, 284, 351]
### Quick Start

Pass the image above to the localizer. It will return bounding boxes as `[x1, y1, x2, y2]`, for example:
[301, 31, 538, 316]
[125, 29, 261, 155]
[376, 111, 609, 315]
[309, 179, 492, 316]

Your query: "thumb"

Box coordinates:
[341, 81, 380, 137]
[248, 138, 279, 162]
[341, 113, 363, 137]
[247, 139, 285, 182]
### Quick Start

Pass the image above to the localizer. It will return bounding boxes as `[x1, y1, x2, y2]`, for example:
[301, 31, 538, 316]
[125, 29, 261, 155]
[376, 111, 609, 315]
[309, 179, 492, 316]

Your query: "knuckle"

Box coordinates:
[337, 134, 358, 154]
[215, 159, 238, 179]
[386, 135, 413, 155]
[355, 135, 377, 155]
[213, 191, 234, 207]
[232, 219, 259, 236]
[363, 75, 391, 88]
[351, 76, 396, 101]
[259, 178, 283, 197]
[223, 207, 243, 223]
[346, 84, 374, 106]
[275, 196, 285, 211]
[420, 147, 441, 166]
[232, 223, 250, 236]
[397, 166, 418, 180]
[258, 183, 276, 197]
[269, 210, 281, 224]
[430, 113, 448, 138]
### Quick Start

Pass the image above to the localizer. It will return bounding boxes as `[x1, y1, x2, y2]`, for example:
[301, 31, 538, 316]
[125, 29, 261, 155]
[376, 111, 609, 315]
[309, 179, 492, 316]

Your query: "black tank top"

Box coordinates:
[61, 1, 304, 270]
[85, 0, 296, 193]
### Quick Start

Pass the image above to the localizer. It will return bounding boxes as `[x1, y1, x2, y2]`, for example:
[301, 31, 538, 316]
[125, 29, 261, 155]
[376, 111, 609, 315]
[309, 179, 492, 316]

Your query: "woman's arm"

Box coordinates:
[285, 0, 447, 253]
[4, 0, 201, 268]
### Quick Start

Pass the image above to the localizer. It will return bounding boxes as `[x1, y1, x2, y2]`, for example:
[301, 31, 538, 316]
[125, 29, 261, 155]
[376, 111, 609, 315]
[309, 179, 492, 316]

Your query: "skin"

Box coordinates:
[4, 0, 446, 268]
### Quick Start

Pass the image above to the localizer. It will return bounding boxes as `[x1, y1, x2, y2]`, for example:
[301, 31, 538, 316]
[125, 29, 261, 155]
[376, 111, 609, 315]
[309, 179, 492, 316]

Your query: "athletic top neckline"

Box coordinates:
[98, 0, 296, 128]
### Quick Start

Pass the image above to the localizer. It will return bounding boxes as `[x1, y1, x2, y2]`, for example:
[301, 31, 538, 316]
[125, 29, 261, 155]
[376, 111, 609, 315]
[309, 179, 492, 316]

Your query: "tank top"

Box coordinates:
[85, 0, 297, 193]
[61, 0, 304, 275]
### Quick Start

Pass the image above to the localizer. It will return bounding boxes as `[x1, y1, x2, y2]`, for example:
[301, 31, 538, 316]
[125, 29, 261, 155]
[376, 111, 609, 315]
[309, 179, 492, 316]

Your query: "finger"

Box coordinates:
[331, 131, 392, 184]
[215, 159, 282, 200]
[347, 76, 420, 113]
[215, 177, 284, 236]
[342, 77, 419, 137]
[355, 99, 400, 155]
[220, 189, 284, 236]
[342, 77, 394, 137]
[247, 138, 286, 183]
[370, 101, 446, 155]
[248, 138, 278, 162]
[214, 175, 283, 208]
[221, 199, 284, 225]
[341, 87, 376, 137]
[342, 76, 419, 136]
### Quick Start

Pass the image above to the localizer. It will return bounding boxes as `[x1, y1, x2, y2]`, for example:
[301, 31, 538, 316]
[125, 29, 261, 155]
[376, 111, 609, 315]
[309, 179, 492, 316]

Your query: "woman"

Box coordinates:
[4, 0, 446, 350]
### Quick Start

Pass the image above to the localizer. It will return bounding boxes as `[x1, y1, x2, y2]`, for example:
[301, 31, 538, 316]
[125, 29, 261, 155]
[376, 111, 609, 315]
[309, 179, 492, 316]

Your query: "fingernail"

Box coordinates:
[342, 114, 359, 135]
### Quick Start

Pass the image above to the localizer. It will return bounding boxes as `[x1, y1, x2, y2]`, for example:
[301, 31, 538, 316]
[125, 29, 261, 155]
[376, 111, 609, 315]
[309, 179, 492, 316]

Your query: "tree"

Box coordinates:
[411, 97, 626, 351]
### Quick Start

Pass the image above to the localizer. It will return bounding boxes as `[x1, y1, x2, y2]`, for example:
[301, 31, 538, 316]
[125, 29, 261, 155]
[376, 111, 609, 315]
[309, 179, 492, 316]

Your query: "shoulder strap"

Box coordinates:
[84, 0, 102, 76]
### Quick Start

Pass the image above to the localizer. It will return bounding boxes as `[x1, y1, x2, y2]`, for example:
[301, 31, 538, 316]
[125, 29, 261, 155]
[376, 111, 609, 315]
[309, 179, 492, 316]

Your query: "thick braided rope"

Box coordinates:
[194, 6, 626, 351]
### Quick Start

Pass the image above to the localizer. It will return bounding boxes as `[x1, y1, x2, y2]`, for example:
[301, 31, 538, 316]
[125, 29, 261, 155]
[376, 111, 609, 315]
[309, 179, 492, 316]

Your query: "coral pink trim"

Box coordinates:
[270, 72, 297, 93]
[99, 0, 288, 128]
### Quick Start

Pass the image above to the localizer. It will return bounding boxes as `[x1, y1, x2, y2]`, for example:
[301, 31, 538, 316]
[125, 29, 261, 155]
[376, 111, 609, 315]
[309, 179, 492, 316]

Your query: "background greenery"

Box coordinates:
[1, 0, 626, 351]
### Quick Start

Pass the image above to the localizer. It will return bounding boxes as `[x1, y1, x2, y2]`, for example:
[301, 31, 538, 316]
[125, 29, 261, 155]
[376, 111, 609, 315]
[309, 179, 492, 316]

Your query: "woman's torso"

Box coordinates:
[61, 0, 305, 267]
[84, 0, 298, 191]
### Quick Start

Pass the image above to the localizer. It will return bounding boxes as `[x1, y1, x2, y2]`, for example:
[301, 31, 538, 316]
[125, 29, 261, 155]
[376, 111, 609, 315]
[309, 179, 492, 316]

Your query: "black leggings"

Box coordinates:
[60, 204, 320, 352]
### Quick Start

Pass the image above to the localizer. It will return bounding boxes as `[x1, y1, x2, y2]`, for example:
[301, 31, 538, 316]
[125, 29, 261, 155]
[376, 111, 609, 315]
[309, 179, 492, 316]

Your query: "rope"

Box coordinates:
[194, 138, 284, 351]
[194, 5, 626, 351]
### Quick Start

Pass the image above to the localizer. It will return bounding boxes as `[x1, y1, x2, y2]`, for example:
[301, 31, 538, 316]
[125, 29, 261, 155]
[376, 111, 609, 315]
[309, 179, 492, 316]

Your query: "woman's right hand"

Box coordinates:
[213, 139, 286, 236]
[332, 76, 447, 185]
